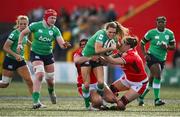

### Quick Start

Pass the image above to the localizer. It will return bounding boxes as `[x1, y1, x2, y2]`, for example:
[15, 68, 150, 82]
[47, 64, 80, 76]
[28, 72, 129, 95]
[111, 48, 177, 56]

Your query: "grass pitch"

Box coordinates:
[0, 83, 180, 116]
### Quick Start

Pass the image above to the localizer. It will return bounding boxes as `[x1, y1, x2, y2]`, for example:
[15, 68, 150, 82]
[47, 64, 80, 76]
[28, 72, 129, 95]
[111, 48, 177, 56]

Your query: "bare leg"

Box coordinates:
[17, 65, 33, 95]
[0, 69, 13, 88]
[44, 63, 57, 104]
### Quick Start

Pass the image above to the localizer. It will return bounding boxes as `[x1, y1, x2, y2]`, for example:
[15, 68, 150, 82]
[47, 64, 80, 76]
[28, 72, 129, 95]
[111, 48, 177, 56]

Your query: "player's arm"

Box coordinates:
[3, 39, 22, 61]
[101, 56, 125, 65]
[18, 27, 31, 45]
[167, 41, 176, 50]
[95, 42, 115, 54]
[73, 54, 91, 64]
[56, 36, 71, 49]
[140, 37, 149, 56]
[111, 52, 123, 58]
[17, 27, 31, 54]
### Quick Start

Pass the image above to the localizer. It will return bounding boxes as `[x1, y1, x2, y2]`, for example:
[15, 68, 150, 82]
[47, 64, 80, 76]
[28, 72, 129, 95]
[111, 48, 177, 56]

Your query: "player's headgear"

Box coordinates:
[156, 16, 166, 23]
[43, 9, 57, 22]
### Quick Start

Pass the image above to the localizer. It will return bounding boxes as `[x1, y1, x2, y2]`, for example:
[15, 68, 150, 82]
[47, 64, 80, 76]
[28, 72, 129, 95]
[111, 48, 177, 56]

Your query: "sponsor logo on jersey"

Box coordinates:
[38, 29, 43, 33]
[165, 35, 169, 40]
[155, 36, 159, 39]
[39, 36, 51, 42]
[49, 30, 53, 36]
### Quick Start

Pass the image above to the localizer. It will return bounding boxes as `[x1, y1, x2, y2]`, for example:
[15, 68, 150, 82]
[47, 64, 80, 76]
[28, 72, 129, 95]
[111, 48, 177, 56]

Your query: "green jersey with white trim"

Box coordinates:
[144, 28, 175, 61]
[29, 21, 62, 55]
[82, 29, 117, 57]
[7, 29, 27, 60]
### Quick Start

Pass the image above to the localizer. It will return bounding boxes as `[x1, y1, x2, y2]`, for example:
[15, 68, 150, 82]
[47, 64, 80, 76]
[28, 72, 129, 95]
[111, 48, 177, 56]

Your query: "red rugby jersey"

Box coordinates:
[121, 49, 147, 82]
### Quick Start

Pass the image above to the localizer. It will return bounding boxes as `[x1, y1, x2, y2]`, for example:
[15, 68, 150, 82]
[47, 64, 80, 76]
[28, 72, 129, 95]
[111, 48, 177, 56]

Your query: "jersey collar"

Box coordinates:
[156, 28, 166, 33]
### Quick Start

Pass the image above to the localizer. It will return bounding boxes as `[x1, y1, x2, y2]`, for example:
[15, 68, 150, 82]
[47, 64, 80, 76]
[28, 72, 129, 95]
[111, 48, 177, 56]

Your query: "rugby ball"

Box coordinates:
[103, 39, 116, 56]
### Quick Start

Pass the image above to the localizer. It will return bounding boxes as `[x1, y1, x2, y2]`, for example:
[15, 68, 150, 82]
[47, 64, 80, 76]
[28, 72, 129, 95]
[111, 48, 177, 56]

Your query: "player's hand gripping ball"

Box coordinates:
[103, 39, 116, 56]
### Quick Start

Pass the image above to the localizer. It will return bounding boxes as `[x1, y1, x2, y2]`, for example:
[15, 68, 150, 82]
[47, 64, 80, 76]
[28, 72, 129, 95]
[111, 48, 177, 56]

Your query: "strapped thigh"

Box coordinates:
[33, 65, 45, 74]
[45, 72, 55, 80]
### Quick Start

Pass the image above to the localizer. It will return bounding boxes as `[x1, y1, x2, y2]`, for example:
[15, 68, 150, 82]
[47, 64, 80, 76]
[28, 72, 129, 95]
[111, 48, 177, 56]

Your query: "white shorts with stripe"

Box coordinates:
[119, 74, 148, 94]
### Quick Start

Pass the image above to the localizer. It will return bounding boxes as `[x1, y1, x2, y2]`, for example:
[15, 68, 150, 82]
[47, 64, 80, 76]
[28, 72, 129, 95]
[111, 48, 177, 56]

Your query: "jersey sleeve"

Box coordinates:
[73, 51, 80, 58]
[95, 31, 104, 44]
[28, 22, 37, 32]
[144, 30, 152, 41]
[54, 27, 62, 39]
[8, 31, 16, 42]
[169, 31, 175, 43]
[73, 49, 82, 60]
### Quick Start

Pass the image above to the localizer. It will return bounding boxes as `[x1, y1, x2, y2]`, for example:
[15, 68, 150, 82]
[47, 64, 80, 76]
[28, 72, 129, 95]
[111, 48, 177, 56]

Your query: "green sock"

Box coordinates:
[153, 78, 161, 100]
[140, 83, 152, 99]
[32, 92, 40, 104]
[48, 87, 54, 94]
[82, 86, 90, 108]
[84, 97, 90, 108]
[96, 83, 104, 97]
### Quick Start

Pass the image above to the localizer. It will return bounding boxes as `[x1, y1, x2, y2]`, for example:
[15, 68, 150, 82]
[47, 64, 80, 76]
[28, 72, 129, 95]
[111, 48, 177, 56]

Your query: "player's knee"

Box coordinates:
[34, 65, 45, 79]
[0, 76, 12, 88]
[35, 73, 44, 81]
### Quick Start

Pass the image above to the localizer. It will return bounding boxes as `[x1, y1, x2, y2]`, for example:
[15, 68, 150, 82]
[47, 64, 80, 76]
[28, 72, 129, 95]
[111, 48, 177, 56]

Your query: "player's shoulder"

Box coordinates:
[9, 29, 19, 37]
[147, 28, 157, 33]
[96, 29, 106, 35]
[29, 21, 42, 27]
[11, 29, 18, 34]
[165, 28, 174, 34]
[74, 48, 82, 55]
[51, 25, 60, 32]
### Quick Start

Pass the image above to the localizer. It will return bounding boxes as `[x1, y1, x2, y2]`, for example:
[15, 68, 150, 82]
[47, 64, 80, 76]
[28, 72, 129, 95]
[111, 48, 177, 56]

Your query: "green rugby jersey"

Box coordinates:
[144, 28, 175, 61]
[82, 29, 117, 57]
[7, 29, 27, 60]
[29, 21, 62, 55]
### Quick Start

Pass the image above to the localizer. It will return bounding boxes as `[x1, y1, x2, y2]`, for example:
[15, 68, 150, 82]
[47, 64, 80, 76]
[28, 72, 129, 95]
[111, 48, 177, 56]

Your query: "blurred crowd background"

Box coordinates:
[0, 0, 180, 86]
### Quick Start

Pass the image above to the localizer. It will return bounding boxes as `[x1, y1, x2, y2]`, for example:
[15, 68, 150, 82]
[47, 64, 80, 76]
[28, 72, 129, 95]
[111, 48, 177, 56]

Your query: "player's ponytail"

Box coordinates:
[114, 21, 129, 39]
